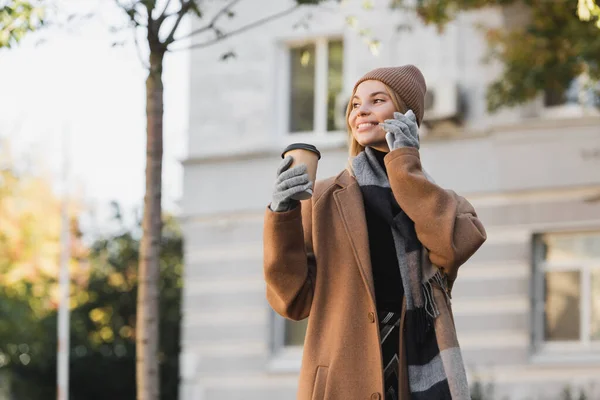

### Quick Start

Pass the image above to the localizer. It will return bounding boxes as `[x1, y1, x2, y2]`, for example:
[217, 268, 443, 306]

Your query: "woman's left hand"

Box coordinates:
[380, 110, 420, 151]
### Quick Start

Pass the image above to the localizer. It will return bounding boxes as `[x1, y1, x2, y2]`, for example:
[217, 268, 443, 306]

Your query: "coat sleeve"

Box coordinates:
[384, 147, 487, 282]
[263, 197, 315, 321]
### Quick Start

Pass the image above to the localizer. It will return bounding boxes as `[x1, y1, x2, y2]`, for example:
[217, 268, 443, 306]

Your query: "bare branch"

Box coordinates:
[134, 28, 151, 70]
[169, 5, 299, 51]
[177, 0, 242, 41]
[163, 0, 193, 45]
[160, 11, 178, 20]
[114, 0, 146, 27]
[158, 0, 173, 20]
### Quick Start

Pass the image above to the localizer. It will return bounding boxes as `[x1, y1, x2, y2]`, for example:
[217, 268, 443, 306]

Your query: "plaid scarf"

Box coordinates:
[352, 147, 471, 400]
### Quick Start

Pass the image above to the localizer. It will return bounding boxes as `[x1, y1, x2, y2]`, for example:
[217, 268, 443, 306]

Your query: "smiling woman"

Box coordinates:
[264, 64, 487, 400]
[346, 80, 408, 153]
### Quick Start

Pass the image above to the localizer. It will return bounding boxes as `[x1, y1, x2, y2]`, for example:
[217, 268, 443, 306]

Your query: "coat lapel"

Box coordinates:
[333, 170, 377, 307]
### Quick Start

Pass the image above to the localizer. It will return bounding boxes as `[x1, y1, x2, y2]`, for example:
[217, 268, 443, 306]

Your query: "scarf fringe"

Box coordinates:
[412, 270, 451, 343]
[422, 269, 451, 318]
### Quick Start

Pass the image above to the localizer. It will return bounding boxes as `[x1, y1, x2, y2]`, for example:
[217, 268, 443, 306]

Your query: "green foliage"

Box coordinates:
[578, 0, 600, 27]
[485, 0, 600, 111]
[0, 0, 45, 49]
[410, 0, 511, 28]
[407, 0, 600, 112]
[0, 212, 183, 400]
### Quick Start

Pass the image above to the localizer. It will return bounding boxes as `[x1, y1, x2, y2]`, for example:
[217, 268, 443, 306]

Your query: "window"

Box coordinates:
[287, 38, 344, 135]
[533, 231, 600, 356]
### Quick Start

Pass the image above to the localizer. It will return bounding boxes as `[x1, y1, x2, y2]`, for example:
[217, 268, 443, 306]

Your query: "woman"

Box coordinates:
[264, 65, 486, 400]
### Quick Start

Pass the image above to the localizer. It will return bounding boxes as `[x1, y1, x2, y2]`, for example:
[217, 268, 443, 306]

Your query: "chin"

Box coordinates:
[354, 138, 388, 152]
[354, 134, 384, 149]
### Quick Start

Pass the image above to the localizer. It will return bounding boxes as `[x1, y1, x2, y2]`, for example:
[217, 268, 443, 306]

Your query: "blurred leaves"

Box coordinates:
[0, 158, 182, 399]
[0, 143, 85, 398]
[362, 0, 374, 10]
[0, 144, 87, 318]
[399, 0, 600, 111]
[70, 212, 181, 400]
[578, 0, 600, 28]
[0, 0, 45, 49]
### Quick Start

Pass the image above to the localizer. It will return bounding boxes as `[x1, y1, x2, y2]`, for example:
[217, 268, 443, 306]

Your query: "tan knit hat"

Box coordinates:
[353, 65, 427, 126]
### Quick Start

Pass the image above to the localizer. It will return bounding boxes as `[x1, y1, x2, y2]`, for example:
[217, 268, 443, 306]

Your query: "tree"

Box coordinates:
[109, 1, 329, 398]
[0, 0, 44, 48]
[407, 0, 600, 111]
[0, 206, 183, 400]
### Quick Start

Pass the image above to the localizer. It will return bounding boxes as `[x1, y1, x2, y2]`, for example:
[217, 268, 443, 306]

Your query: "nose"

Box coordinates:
[357, 102, 371, 116]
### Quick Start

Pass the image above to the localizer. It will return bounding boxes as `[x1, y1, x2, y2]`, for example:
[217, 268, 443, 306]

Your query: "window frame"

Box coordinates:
[532, 231, 600, 363]
[278, 36, 346, 142]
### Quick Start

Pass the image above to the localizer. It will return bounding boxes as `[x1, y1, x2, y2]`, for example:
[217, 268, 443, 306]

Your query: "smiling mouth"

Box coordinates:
[356, 122, 379, 131]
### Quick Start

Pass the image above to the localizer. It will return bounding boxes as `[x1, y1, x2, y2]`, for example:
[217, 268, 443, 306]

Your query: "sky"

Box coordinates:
[0, 0, 189, 230]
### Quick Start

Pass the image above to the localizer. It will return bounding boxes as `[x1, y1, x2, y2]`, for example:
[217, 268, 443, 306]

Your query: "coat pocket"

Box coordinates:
[310, 365, 329, 400]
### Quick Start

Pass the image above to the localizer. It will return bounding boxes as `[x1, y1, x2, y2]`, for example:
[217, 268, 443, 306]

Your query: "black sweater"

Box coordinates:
[362, 149, 404, 313]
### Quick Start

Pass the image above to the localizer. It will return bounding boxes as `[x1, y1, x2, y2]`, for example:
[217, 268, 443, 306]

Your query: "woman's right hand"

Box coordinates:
[270, 155, 313, 212]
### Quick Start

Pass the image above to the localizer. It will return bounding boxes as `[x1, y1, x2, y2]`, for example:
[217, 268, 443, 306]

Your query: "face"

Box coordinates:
[348, 80, 397, 152]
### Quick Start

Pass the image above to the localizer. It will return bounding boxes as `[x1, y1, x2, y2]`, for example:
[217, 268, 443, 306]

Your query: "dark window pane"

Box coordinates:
[284, 318, 308, 346]
[592, 269, 600, 341]
[545, 270, 580, 341]
[289, 44, 315, 132]
[327, 40, 344, 132]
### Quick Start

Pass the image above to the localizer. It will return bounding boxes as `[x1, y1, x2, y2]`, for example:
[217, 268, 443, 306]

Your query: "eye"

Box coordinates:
[373, 98, 385, 104]
[352, 102, 360, 108]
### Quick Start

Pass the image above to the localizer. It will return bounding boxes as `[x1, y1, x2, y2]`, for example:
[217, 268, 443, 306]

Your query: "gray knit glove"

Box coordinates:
[269, 155, 313, 212]
[381, 110, 420, 151]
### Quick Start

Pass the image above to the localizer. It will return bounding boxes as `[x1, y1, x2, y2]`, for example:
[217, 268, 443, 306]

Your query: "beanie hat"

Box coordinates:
[353, 65, 427, 126]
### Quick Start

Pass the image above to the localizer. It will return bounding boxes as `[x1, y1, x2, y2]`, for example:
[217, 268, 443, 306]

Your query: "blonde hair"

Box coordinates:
[345, 82, 408, 157]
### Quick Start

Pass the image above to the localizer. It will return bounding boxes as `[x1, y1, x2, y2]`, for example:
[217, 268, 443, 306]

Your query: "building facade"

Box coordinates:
[180, 2, 600, 399]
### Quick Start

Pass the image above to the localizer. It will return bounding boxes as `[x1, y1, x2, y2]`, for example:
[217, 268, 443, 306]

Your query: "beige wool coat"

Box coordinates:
[263, 147, 487, 400]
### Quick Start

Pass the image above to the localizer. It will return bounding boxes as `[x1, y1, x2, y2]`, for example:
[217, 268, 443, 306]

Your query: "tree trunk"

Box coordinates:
[137, 49, 165, 400]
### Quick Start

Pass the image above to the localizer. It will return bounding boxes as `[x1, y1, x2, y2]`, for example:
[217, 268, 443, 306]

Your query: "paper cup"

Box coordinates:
[281, 143, 321, 200]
